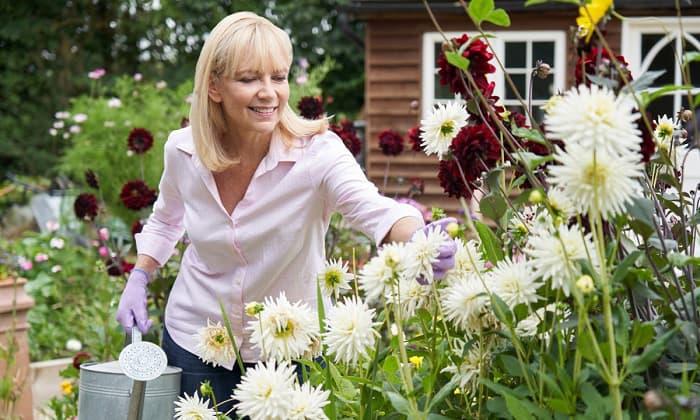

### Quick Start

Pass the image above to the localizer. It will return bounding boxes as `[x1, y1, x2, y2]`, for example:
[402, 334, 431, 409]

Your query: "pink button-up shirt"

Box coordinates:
[135, 126, 423, 368]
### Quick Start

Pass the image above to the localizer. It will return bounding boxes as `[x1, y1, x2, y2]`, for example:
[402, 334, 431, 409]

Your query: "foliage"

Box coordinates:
[58, 76, 190, 224]
[0, 0, 364, 175]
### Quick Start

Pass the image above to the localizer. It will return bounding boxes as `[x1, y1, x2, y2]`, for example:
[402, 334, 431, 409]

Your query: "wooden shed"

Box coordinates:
[347, 0, 700, 214]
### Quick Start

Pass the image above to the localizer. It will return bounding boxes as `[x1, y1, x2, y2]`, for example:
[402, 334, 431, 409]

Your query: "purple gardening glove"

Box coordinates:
[116, 268, 153, 334]
[413, 217, 458, 283]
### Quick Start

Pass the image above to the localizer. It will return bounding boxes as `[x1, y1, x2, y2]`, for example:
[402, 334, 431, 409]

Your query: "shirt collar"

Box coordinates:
[175, 130, 304, 165]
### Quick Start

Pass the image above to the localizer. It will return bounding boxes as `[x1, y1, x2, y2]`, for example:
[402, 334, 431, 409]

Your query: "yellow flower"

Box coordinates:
[409, 355, 424, 369]
[245, 301, 264, 317]
[60, 380, 73, 396]
[576, 0, 614, 42]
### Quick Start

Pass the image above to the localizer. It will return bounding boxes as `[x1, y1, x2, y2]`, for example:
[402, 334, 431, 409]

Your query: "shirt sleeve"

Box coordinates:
[134, 134, 186, 265]
[316, 132, 424, 245]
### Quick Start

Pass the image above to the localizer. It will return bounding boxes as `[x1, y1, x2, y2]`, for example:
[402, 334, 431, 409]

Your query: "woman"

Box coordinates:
[116, 11, 456, 411]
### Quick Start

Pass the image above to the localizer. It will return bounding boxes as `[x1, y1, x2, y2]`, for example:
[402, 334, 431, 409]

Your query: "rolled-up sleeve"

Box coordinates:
[317, 132, 424, 245]
[134, 136, 186, 265]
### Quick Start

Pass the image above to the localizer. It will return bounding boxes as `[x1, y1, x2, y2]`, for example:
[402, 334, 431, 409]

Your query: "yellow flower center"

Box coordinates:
[583, 160, 609, 187]
[440, 120, 455, 137]
[325, 270, 341, 287]
[274, 318, 295, 338]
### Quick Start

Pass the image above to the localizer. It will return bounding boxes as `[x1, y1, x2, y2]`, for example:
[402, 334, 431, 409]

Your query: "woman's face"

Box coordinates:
[209, 67, 290, 138]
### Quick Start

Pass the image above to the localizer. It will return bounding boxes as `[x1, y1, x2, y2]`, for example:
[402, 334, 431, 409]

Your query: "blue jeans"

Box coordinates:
[161, 327, 308, 416]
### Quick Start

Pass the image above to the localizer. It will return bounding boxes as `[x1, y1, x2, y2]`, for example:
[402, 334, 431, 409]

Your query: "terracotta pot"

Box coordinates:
[0, 277, 35, 419]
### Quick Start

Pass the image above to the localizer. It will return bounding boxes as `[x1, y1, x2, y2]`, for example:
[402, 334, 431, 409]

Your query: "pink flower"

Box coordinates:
[98, 227, 110, 241]
[18, 257, 33, 271]
[133, 73, 143, 81]
[34, 253, 49, 263]
[88, 68, 106, 80]
[45, 221, 60, 232]
[98, 246, 109, 258]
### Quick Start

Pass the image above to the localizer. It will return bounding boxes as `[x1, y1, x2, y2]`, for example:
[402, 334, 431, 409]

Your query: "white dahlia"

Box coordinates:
[526, 224, 597, 296]
[405, 226, 450, 283]
[233, 361, 296, 420]
[441, 274, 490, 333]
[323, 296, 380, 366]
[548, 143, 643, 220]
[173, 392, 217, 420]
[392, 276, 431, 318]
[317, 258, 353, 299]
[445, 239, 486, 284]
[545, 84, 641, 156]
[193, 319, 236, 368]
[547, 187, 576, 219]
[441, 340, 489, 393]
[420, 101, 469, 159]
[358, 242, 410, 302]
[247, 292, 320, 361]
[653, 114, 680, 151]
[288, 382, 331, 420]
[488, 258, 541, 309]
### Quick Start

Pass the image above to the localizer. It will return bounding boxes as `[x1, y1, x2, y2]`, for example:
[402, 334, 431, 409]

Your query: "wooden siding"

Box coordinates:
[364, 11, 579, 214]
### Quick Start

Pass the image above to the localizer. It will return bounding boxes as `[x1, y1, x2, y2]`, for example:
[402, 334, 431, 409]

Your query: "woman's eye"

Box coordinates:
[273, 76, 288, 82]
[239, 78, 255, 83]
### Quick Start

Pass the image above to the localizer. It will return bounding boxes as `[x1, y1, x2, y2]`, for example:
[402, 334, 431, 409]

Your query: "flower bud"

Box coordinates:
[679, 109, 693, 123]
[576, 275, 595, 294]
[528, 190, 544, 204]
[245, 302, 264, 317]
[536, 61, 551, 79]
[199, 381, 214, 398]
[446, 222, 460, 238]
[643, 390, 665, 412]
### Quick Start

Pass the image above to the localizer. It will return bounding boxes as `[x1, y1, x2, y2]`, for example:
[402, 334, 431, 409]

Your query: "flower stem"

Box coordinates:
[391, 283, 419, 414]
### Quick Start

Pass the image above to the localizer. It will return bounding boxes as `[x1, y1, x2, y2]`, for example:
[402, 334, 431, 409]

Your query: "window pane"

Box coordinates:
[687, 34, 700, 87]
[506, 73, 526, 100]
[532, 42, 555, 67]
[646, 94, 675, 119]
[642, 34, 674, 86]
[434, 74, 453, 99]
[531, 105, 545, 125]
[532, 76, 554, 100]
[434, 42, 443, 65]
[506, 42, 526, 68]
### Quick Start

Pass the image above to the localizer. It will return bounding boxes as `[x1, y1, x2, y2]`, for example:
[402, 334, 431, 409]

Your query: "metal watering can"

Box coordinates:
[78, 330, 182, 419]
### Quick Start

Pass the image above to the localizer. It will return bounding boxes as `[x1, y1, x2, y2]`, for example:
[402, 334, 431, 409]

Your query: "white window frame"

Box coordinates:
[621, 17, 700, 114]
[421, 31, 567, 119]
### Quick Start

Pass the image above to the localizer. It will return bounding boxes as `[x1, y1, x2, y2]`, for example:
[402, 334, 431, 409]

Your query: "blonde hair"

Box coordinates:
[190, 11, 328, 171]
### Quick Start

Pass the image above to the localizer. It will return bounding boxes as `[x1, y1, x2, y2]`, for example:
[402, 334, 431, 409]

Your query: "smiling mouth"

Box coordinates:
[248, 106, 278, 116]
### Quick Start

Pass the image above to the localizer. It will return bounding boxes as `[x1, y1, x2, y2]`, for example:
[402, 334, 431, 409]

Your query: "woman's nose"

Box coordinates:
[257, 78, 275, 98]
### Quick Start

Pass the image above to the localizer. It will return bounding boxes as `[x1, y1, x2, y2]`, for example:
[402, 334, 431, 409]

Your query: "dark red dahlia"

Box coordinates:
[74, 193, 99, 221]
[127, 128, 154, 154]
[298, 96, 325, 120]
[437, 34, 496, 98]
[106, 258, 135, 277]
[438, 123, 501, 199]
[84, 169, 99, 189]
[407, 126, 422, 152]
[330, 120, 362, 157]
[638, 113, 655, 163]
[131, 219, 144, 236]
[575, 47, 632, 90]
[378, 129, 404, 156]
[180, 117, 190, 128]
[72, 351, 92, 369]
[120, 180, 157, 210]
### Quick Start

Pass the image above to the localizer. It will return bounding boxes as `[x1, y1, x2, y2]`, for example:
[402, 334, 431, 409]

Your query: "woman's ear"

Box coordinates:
[208, 76, 223, 103]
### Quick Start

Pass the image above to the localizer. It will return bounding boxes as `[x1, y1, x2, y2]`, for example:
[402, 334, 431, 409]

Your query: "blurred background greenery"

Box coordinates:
[0, 0, 364, 175]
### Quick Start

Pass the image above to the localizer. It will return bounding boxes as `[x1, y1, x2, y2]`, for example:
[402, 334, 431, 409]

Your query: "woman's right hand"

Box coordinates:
[116, 269, 153, 334]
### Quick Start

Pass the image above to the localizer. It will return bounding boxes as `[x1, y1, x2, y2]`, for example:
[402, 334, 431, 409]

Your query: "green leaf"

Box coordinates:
[474, 220, 504, 263]
[498, 354, 525, 378]
[505, 394, 535, 420]
[546, 398, 573, 414]
[641, 84, 693, 108]
[626, 197, 655, 239]
[445, 51, 470, 71]
[621, 70, 666, 94]
[468, 0, 495, 25]
[480, 193, 507, 222]
[683, 51, 700, 66]
[316, 276, 326, 334]
[611, 250, 642, 285]
[428, 377, 459, 411]
[218, 299, 246, 375]
[580, 382, 610, 417]
[386, 391, 411, 415]
[630, 322, 656, 352]
[626, 327, 678, 375]
[511, 126, 546, 143]
[485, 9, 511, 27]
[490, 293, 514, 327]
